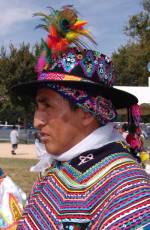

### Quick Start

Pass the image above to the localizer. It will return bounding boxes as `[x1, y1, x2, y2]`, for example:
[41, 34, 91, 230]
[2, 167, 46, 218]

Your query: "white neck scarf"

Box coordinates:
[49, 122, 124, 162]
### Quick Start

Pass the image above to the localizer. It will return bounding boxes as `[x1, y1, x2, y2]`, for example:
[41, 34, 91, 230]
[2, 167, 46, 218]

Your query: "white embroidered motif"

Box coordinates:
[78, 154, 94, 165]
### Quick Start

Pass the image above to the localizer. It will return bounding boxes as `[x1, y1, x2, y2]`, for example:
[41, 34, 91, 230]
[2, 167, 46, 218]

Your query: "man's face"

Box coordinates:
[34, 88, 85, 155]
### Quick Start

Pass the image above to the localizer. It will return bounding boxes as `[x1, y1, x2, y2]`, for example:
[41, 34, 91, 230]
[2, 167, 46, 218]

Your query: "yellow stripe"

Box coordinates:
[64, 75, 82, 81]
[56, 158, 134, 188]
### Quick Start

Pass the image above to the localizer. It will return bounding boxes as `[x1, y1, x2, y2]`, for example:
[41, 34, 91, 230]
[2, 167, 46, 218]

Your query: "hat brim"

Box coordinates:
[11, 80, 138, 109]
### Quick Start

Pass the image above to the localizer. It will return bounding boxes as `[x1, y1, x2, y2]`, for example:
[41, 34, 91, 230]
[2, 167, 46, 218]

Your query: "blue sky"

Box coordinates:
[0, 0, 143, 57]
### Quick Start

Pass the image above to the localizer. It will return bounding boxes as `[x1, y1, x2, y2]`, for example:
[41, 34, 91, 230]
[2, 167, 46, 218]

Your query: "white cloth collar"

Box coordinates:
[49, 122, 124, 162]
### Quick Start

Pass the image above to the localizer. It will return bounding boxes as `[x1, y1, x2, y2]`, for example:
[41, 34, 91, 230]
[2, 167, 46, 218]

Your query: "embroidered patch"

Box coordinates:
[78, 154, 94, 165]
[80, 50, 96, 78]
[62, 51, 78, 73]
[70, 142, 131, 173]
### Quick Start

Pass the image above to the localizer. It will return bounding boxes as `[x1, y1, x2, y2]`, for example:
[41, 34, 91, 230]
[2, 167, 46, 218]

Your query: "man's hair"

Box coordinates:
[128, 123, 136, 134]
[68, 100, 78, 111]
[68, 98, 101, 127]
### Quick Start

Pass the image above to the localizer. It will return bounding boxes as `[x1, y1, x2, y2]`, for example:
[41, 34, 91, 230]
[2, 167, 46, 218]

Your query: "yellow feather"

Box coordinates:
[70, 20, 87, 30]
[78, 30, 97, 44]
[66, 31, 79, 42]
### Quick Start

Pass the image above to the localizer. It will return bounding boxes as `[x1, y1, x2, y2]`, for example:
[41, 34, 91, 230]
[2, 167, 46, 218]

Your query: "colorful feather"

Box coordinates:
[70, 20, 87, 30]
[34, 5, 96, 54]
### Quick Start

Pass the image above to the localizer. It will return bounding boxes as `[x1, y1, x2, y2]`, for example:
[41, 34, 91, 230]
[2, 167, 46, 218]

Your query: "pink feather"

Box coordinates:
[36, 55, 46, 73]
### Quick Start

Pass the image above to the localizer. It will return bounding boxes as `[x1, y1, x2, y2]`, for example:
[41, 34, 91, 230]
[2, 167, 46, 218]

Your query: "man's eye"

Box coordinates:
[44, 103, 51, 108]
[35, 101, 51, 109]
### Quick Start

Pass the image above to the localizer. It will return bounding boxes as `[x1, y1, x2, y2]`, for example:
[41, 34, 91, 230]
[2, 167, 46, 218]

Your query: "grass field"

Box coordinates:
[1, 158, 38, 197]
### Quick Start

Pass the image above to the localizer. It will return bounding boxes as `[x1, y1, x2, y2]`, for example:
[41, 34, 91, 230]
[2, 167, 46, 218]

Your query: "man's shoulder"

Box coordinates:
[69, 141, 131, 173]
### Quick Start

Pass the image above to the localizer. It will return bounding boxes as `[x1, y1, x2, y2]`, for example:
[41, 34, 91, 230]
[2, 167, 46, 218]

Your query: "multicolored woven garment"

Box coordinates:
[17, 142, 150, 229]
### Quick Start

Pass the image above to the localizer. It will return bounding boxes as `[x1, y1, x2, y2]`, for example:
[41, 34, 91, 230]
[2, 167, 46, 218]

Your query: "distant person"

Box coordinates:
[10, 125, 19, 155]
[30, 131, 51, 172]
[121, 123, 128, 139]
[140, 132, 145, 150]
[140, 126, 148, 150]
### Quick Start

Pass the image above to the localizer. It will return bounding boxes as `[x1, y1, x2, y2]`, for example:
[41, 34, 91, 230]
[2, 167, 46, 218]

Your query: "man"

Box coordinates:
[12, 6, 150, 229]
[10, 125, 19, 155]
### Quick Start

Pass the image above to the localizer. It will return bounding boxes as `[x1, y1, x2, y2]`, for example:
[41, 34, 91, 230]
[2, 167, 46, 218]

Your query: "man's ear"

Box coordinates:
[81, 110, 97, 126]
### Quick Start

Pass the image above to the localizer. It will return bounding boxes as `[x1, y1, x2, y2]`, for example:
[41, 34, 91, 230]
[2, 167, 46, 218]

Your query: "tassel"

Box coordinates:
[131, 104, 141, 127]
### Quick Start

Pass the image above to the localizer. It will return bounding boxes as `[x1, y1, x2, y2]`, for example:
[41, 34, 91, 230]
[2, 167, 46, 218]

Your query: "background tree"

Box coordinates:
[0, 43, 37, 125]
[112, 0, 150, 86]
[0, 0, 149, 124]
[124, 0, 150, 42]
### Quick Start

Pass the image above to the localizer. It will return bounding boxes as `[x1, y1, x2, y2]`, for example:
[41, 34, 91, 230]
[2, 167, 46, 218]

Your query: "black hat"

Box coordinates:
[12, 5, 138, 109]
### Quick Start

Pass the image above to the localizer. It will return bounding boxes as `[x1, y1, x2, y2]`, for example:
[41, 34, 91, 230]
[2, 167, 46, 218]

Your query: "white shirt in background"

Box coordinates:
[10, 130, 18, 144]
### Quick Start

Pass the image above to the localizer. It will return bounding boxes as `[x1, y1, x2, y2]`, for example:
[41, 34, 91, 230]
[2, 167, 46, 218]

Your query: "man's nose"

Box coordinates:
[34, 111, 46, 129]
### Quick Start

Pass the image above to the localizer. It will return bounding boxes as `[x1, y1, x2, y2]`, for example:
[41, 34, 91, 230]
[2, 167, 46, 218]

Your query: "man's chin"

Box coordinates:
[45, 145, 62, 156]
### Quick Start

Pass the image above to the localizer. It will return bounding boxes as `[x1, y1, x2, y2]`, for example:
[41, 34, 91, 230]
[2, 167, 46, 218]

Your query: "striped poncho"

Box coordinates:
[17, 141, 150, 229]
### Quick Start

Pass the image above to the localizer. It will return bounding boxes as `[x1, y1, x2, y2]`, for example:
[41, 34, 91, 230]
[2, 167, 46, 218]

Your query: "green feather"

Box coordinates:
[42, 40, 52, 64]
[35, 24, 48, 31]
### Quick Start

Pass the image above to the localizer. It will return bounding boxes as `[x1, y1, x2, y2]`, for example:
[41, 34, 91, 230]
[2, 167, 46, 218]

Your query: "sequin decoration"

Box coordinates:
[62, 50, 78, 73]
[80, 50, 96, 78]
[37, 49, 115, 87]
